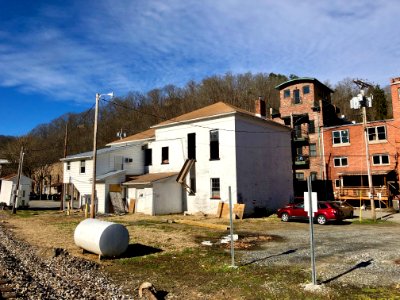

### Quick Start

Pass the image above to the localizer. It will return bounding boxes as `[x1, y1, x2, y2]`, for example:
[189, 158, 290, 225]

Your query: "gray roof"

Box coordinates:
[60, 145, 130, 162]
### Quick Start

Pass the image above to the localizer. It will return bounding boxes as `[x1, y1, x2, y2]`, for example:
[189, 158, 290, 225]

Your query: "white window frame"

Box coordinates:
[334, 157, 348, 167]
[210, 178, 220, 199]
[66, 162, 71, 171]
[332, 129, 350, 145]
[372, 154, 389, 165]
[367, 125, 387, 142]
[80, 160, 86, 174]
[295, 172, 304, 180]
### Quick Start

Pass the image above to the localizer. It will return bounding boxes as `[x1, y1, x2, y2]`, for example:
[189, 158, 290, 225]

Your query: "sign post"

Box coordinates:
[304, 177, 317, 285]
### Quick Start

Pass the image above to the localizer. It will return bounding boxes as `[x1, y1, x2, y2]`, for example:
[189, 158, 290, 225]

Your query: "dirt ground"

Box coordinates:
[1, 209, 400, 299]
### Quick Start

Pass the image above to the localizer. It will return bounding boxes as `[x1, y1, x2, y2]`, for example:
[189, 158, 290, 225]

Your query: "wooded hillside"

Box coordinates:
[0, 72, 392, 177]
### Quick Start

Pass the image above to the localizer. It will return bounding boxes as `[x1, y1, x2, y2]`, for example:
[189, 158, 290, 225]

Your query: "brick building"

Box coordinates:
[323, 77, 400, 206]
[265, 76, 400, 207]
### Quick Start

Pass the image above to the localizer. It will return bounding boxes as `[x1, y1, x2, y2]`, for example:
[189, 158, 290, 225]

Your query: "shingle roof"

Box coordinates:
[152, 101, 288, 130]
[123, 172, 178, 185]
[107, 128, 155, 146]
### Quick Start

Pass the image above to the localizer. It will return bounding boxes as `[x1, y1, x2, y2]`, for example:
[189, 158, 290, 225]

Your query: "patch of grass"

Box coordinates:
[351, 218, 396, 225]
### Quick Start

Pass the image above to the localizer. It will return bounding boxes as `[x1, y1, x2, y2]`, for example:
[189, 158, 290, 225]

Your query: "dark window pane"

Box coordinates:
[210, 130, 219, 160]
[342, 157, 348, 166]
[162, 147, 169, 164]
[382, 155, 389, 164]
[303, 85, 310, 94]
[334, 158, 340, 166]
[377, 126, 386, 140]
[188, 133, 196, 159]
[293, 89, 300, 104]
[308, 120, 315, 134]
[373, 156, 380, 164]
[145, 149, 152, 166]
[284, 89, 290, 98]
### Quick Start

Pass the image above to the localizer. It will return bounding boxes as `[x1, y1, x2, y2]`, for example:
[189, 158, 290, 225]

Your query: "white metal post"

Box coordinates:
[228, 186, 235, 268]
[307, 176, 317, 285]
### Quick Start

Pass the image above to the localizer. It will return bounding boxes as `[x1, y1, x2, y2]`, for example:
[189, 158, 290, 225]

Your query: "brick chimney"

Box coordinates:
[391, 77, 400, 121]
[255, 97, 266, 119]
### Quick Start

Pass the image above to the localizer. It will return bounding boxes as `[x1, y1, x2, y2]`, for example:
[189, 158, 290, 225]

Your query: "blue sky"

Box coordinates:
[0, 0, 399, 136]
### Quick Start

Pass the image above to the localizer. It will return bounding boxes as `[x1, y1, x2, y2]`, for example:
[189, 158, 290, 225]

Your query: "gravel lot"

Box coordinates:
[0, 222, 133, 299]
[239, 220, 400, 287]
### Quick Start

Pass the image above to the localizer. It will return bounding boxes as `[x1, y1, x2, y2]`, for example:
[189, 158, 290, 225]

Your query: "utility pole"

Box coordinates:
[91, 93, 100, 219]
[61, 121, 68, 211]
[12, 146, 24, 214]
[351, 80, 376, 221]
[91, 92, 114, 219]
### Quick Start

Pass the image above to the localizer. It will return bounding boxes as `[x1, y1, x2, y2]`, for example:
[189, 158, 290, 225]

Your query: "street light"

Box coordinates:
[91, 92, 114, 219]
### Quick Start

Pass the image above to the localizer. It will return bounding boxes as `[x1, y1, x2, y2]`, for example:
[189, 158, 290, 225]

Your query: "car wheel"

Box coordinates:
[316, 215, 327, 225]
[281, 212, 289, 222]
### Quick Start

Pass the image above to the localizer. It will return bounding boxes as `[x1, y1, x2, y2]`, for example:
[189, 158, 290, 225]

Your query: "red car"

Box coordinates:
[277, 201, 344, 225]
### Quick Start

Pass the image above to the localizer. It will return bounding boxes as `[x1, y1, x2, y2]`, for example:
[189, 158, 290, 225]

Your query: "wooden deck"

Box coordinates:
[335, 186, 389, 206]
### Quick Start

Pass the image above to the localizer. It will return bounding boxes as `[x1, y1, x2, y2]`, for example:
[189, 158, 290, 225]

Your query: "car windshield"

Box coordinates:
[329, 202, 341, 208]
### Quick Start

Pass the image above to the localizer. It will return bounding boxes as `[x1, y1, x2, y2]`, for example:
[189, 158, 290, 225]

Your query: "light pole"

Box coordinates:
[91, 92, 114, 219]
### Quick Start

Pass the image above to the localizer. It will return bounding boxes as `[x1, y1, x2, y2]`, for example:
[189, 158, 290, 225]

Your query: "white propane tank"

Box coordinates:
[74, 219, 129, 257]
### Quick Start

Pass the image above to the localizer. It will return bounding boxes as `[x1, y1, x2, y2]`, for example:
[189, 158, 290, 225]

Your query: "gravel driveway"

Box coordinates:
[239, 221, 400, 287]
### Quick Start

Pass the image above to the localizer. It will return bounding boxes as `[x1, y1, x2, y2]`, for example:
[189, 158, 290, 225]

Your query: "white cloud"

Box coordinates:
[0, 0, 398, 105]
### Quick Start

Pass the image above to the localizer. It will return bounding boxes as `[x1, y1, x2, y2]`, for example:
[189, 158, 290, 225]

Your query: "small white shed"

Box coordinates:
[0, 174, 32, 207]
[124, 172, 182, 215]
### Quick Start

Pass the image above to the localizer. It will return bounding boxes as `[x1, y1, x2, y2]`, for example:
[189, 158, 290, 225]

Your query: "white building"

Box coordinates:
[0, 174, 32, 207]
[62, 101, 294, 216]
[61, 129, 154, 212]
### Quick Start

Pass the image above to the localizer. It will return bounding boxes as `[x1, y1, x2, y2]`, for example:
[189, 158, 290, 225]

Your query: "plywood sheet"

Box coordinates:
[128, 198, 136, 213]
[109, 184, 122, 192]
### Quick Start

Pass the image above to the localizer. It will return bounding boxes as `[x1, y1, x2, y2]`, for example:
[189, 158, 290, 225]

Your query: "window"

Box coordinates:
[335, 179, 341, 188]
[334, 157, 348, 167]
[124, 158, 133, 163]
[295, 172, 304, 180]
[210, 130, 219, 160]
[309, 144, 317, 157]
[303, 85, 310, 94]
[144, 149, 152, 166]
[188, 133, 196, 160]
[66, 162, 71, 171]
[211, 178, 220, 199]
[293, 89, 301, 104]
[372, 154, 389, 165]
[308, 120, 315, 134]
[80, 160, 86, 173]
[332, 129, 349, 145]
[367, 126, 386, 141]
[22, 190, 25, 197]
[310, 172, 317, 181]
[284, 89, 290, 98]
[161, 147, 169, 164]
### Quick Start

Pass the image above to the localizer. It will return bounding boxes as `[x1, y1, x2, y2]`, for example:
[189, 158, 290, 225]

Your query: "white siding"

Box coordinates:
[235, 116, 293, 213]
[128, 187, 154, 215]
[152, 116, 238, 214]
[153, 178, 182, 214]
[0, 176, 32, 207]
